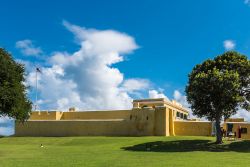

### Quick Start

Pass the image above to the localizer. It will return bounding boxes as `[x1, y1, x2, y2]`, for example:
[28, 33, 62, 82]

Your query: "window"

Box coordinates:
[180, 113, 184, 118]
[241, 128, 247, 134]
[227, 123, 233, 132]
[176, 112, 180, 117]
[184, 114, 187, 120]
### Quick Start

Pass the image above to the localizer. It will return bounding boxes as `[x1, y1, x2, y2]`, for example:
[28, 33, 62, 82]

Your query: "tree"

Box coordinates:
[0, 48, 32, 122]
[186, 51, 250, 144]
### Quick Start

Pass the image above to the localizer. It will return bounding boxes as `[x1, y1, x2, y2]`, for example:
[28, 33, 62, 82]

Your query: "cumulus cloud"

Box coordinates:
[16, 59, 34, 72]
[0, 116, 12, 124]
[26, 21, 149, 110]
[16, 39, 43, 56]
[232, 109, 250, 122]
[148, 90, 169, 100]
[122, 79, 150, 93]
[173, 90, 189, 108]
[0, 127, 14, 136]
[223, 40, 236, 50]
[0, 117, 14, 136]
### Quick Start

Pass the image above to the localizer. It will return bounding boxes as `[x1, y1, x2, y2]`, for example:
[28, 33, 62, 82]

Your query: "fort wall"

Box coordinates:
[15, 108, 157, 136]
[16, 98, 217, 137]
[61, 110, 131, 120]
[174, 121, 212, 136]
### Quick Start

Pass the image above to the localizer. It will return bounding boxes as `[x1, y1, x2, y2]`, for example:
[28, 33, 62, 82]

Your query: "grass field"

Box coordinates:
[1, 136, 250, 167]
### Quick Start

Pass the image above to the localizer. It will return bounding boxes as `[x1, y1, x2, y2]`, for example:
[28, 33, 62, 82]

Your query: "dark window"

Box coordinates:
[180, 113, 184, 118]
[176, 112, 180, 117]
[130, 115, 132, 120]
[227, 123, 233, 132]
[184, 114, 187, 120]
[146, 116, 149, 120]
[241, 128, 247, 134]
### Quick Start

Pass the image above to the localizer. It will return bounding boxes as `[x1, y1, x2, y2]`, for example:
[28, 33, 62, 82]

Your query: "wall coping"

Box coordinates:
[174, 120, 211, 123]
[20, 119, 125, 122]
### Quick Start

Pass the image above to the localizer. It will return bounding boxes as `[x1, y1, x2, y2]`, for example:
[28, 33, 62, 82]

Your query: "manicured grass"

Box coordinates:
[1, 136, 250, 167]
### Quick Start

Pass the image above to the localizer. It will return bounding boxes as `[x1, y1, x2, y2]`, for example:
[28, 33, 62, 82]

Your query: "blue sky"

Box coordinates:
[1, 0, 250, 135]
[1, 0, 250, 96]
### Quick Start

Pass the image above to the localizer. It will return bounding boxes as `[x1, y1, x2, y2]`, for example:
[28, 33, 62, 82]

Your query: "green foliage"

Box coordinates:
[0, 48, 32, 121]
[186, 51, 250, 120]
[186, 51, 250, 143]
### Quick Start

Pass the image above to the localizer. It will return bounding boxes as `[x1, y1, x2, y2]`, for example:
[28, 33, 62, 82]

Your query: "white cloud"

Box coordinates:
[122, 79, 150, 93]
[0, 127, 14, 136]
[0, 117, 14, 136]
[16, 39, 43, 56]
[244, 0, 250, 5]
[62, 21, 138, 55]
[26, 21, 148, 111]
[173, 90, 189, 107]
[223, 40, 236, 50]
[16, 59, 35, 72]
[0, 116, 12, 124]
[173, 90, 250, 121]
[148, 90, 169, 100]
[173, 90, 195, 118]
[232, 109, 250, 122]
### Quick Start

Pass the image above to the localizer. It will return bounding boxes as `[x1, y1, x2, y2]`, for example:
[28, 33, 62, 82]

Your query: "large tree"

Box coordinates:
[0, 48, 32, 122]
[186, 51, 250, 144]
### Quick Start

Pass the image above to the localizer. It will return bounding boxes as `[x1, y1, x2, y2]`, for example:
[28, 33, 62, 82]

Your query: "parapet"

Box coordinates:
[69, 107, 76, 112]
[225, 118, 245, 122]
[133, 98, 167, 108]
[132, 98, 188, 114]
[29, 111, 63, 120]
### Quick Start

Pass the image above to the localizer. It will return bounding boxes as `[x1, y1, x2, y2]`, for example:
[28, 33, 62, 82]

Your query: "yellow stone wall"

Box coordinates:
[29, 111, 63, 120]
[15, 120, 135, 136]
[15, 108, 157, 137]
[169, 109, 175, 136]
[154, 107, 168, 136]
[15, 98, 224, 137]
[16, 107, 215, 137]
[174, 121, 212, 136]
[61, 110, 131, 120]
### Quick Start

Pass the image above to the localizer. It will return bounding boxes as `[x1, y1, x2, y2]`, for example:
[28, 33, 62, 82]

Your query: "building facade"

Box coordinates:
[15, 98, 214, 137]
[17, 98, 250, 139]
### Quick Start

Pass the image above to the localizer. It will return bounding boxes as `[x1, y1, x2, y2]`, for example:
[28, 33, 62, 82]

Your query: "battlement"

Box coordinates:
[30, 111, 63, 120]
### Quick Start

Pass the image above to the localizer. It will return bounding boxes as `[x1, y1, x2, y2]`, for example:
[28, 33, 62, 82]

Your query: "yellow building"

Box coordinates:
[15, 98, 214, 137]
[222, 118, 250, 140]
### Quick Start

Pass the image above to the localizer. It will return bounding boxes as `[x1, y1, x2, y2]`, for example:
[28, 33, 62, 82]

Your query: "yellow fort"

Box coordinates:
[15, 98, 212, 137]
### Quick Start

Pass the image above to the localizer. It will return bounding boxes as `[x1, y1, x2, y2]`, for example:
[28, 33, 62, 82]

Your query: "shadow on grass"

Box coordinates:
[122, 140, 250, 153]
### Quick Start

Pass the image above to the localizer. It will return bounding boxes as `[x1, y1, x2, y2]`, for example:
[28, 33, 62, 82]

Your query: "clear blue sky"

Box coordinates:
[0, 0, 250, 100]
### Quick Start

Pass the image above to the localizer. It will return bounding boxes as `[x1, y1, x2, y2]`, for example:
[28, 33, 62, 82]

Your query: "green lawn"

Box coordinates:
[1, 136, 250, 167]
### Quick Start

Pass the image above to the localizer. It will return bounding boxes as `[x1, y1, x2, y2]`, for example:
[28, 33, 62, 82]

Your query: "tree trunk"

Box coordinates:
[215, 117, 222, 144]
